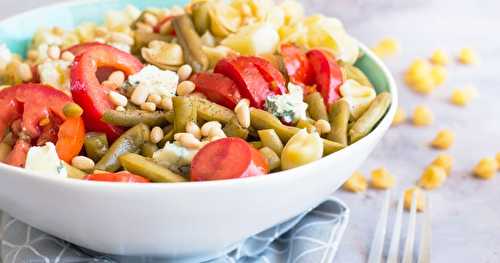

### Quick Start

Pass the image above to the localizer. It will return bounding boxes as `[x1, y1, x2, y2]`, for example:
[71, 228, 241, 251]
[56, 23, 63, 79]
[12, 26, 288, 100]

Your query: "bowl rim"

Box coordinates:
[0, 0, 398, 190]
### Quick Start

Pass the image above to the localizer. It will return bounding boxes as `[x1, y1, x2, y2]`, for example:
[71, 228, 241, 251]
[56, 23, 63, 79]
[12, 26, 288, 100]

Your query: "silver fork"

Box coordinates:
[367, 190, 432, 263]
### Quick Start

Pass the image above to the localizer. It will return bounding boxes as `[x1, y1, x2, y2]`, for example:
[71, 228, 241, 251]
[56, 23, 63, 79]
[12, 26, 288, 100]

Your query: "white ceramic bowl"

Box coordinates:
[0, 0, 397, 260]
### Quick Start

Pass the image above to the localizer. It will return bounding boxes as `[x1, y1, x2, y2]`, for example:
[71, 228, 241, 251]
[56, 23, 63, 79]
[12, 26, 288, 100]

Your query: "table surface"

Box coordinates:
[1, 0, 500, 262]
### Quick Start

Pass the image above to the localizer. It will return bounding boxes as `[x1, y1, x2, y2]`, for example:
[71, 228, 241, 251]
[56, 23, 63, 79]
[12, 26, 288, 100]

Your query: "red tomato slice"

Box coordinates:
[190, 137, 269, 181]
[71, 44, 143, 141]
[280, 44, 314, 86]
[56, 117, 86, 163]
[238, 56, 287, 95]
[66, 42, 107, 56]
[214, 57, 275, 108]
[306, 50, 344, 108]
[190, 72, 242, 109]
[85, 171, 150, 183]
[5, 139, 30, 167]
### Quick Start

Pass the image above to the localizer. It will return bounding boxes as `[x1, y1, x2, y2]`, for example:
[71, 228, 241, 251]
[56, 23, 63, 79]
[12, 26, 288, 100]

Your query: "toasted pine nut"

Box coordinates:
[201, 121, 222, 137]
[115, 106, 126, 112]
[150, 126, 164, 144]
[108, 71, 125, 86]
[17, 63, 33, 82]
[159, 96, 173, 110]
[174, 132, 188, 141]
[130, 85, 149, 105]
[110, 32, 134, 46]
[141, 102, 156, 112]
[143, 13, 159, 27]
[102, 80, 117, 90]
[71, 156, 95, 171]
[109, 91, 128, 107]
[48, 46, 61, 60]
[235, 100, 250, 128]
[315, 119, 331, 134]
[176, 80, 196, 96]
[186, 121, 201, 139]
[147, 94, 162, 105]
[207, 127, 226, 139]
[61, 51, 75, 62]
[177, 64, 193, 81]
[178, 133, 202, 149]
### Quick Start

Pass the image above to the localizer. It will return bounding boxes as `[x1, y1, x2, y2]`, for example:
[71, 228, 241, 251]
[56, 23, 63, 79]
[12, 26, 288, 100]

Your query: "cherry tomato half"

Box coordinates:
[85, 171, 150, 183]
[306, 50, 344, 108]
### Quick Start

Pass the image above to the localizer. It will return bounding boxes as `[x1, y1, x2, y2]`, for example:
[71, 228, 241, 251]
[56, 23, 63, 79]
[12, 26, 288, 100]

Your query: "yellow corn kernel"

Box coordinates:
[343, 171, 367, 193]
[404, 59, 432, 85]
[372, 37, 400, 58]
[431, 154, 453, 175]
[458, 48, 478, 65]
[370, 167, 396, 189]
[419, 165, 447, 190]
[431, 129, 455, 150]
[430, 65, 447, 86]
[473, 157, 498, 180]
[430, 49, 449, 65]
[411, 77, 435, 94]
[392, 106, 406, 126]
[404, 58, 439, 94]
[496, 153, 500, 169]
[412, 105, 433, 126]
[403, 187, 426, 212]
[450, 86, 478, 106]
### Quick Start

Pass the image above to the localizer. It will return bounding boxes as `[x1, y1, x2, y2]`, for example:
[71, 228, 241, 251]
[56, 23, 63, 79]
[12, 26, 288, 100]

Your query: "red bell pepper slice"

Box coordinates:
[190, 72, 242, 109]
[306, 50, 344, 108]
[279, 44, 314, 86]
[237, 56, 287, 95]
[85, 171, 150, 183]
[70, 44, 143, 141]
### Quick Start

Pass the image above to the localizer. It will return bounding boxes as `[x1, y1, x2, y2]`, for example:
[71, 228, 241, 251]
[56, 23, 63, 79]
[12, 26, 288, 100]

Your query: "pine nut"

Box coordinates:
[147, 94, 162, 105]
[235, 100, 250, 128]
[176, 80, 196, 96]
[71, 156, 95, 171]
[201, 121, 222, 137]
[108, 71, 125, 86]
[95, 26, 108, 37]
[48, 45, 61, 60]
[174, 132, 188, 142]
[186, 121, 201, 139]
[177, 64, 193, 81]
[178, 133, 201, 149]
[115, 106, 126, 112]
[110, 32, 134, 46]
[209, 134, 226, 142]
[159, 96, 173, 110]
[143, 13, 158, 27]
[141, 102, 156, 112]
[102, 80, 117, 90]
[17, 63, 33, 82]
[136, 22, 154, 33]
[61, 51, 75, 62]
[315, 119, 331, 134]
[130, 85, 149, 105]
[27, 50, 39, 61]
[150, 126, 164, 144]
[109, 91, 128, 107]
[207, 127, 226, 138]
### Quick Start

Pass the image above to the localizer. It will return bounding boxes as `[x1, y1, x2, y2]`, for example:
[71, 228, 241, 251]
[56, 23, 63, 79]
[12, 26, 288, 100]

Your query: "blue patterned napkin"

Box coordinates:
[0, 197, 348, 263]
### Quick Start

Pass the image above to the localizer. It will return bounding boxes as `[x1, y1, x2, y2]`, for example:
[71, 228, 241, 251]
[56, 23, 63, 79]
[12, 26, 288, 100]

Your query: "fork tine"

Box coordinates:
[386, 193, 404, 263]
[368, 191, 391, 263]
[402, 190, 418, 263]
[417, 194, 432, 263]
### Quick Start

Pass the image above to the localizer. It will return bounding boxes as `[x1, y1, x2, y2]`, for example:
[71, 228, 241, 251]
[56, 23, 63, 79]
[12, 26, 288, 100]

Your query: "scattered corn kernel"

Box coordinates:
[392, 106, 406, 126]
[431, 154, 453, 175]
[343, 171, 367, 193]
[403, 187, 426, 212]
[370, 167, 396, 189]
[473, 157, 498, 180]
[372, 37, 400, 58]
[412, 105, 433, 126]
[430, 49, 449, 65]
[458, 48, 478, 65]
[404, 58, 446, 94]
[450, 86, 477, 107]
[419, 165, 447, 190]
[431, 129, 455, 150]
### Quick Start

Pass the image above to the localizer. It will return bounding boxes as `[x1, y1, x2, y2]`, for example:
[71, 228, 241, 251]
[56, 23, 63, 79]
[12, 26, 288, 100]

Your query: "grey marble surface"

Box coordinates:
[1, 0, 500, 262]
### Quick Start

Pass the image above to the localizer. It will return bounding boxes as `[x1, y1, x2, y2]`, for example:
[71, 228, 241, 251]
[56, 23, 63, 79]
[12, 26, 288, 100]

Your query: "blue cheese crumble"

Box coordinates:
[153, 142, 198, 174]
[127, 65, 179, 98]
[264, 83, 308, 123]
[25, 142, 67, 178]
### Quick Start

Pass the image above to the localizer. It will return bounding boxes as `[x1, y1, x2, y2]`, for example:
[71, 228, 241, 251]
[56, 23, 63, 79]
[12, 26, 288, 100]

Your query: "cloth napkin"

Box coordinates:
[0, 197, 349, 263]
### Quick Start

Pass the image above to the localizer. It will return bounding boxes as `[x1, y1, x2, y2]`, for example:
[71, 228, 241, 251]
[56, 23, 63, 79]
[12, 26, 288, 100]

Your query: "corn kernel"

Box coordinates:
[419, 165, 447, 190]
[430, 49, 449, 65]
[343, 171, 367, 193]
[370, 167, 396, 189]
[473, 157, 498, 180]
[392, 106, 406, 126]
[403, 187, 426, 212]
[496, 153, 500, 169]
[372, 37, 400, 58]
[431, 129, 455, 150]
[430, 65, 447, 86]
[411, 77, 435, 94]
[404, 58, 439, 94]
[458, 48, 478, 65]
[431, 154, 453, 175]
[450, 86, 478, 106]
[412, 105, 433, 126]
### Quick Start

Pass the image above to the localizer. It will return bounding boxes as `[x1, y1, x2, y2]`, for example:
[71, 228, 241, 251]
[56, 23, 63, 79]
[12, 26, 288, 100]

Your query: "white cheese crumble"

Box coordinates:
[265, 83, 308, 123]
[127, 65, 179, 98]
[0, 43, 12, 64]
[25, 142, 67, 178]
[37, 60, 72, 93]
[153, 142, 198, 174]
[339, 79, 376, 119]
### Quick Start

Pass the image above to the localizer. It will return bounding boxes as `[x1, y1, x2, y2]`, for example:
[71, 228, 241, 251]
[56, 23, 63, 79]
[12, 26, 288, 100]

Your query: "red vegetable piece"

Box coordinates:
[85, 171, 150, 183]
[66, 42, 107, 56]
[190, 72, 242, 109]
[5, 139, 30, 167]
[306, 49, 344, 107]
[238, 56, 287, 94]
[71, 44, 143, 141]
[280, 44, 314, 86]
[190, 137, 269, 181]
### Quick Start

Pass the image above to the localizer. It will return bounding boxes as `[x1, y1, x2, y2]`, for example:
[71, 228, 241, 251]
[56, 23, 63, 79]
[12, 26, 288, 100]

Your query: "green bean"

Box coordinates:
[142, 142, 159, 158]
[159, 128, 175, 148]
[193, 97, 235, 123]
[191, 1, 211, 35]
[258, 129, 284, 155]
[349, 92, 392, 143]
[119, 153, 186, 182]
[249, 141, 263, 149]
[84, 132, 109, 162]
[259, 147, 281, 171]
[223, 118, 249, 139]
[173, 96, 197, 133]
[341, 64, 373, 88]
[305, 92, 328, 121]
[323, 139, 345, 155]
[94, 123, 150, 172]
[0, 142, 12, 162]
[172, 15, 209, 72]
[327, 99, 350, 146]
[63, 161, 87, 180]
[165, 111, 174, 123]
[102, 110, 169, 127]
[296, 119, 316, 133]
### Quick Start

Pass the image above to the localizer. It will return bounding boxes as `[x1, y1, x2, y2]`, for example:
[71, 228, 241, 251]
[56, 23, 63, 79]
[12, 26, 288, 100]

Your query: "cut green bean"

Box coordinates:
[341, 64, 373, 88]
[259, 147, 281, 171]
[95, 123, 150, 172]
[142, 142, 159, 158]
[349, 92, 392, 143]
[119, 153, 186, 182]
[258, 129, 284, 155]
[102, 110, 169, 127]
[173, 96, 197, 133]
[191, 1, 211, 35]
[193, 97, 235, 123]
[84, 132, 109, 162]
[249, 141, 263, 149]
[63, 161, 87, 180]
[223, 118, 249, 139]
[327, 99, 350, 146]
[172, 15, 209, 72]
[305, 92, 328, 121]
